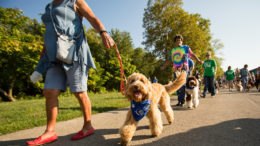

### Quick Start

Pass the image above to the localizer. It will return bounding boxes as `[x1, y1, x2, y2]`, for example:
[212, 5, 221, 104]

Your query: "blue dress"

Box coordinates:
[36, 0, 96, 74]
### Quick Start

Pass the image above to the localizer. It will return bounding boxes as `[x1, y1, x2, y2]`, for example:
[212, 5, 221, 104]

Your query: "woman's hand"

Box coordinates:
[100, 32, 115, 49]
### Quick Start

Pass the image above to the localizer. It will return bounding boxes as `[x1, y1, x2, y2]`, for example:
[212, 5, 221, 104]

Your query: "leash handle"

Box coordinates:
[114, 44, 126, 96]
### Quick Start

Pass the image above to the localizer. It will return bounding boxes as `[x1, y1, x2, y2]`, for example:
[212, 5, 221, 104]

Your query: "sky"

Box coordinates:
[1, 0, 259, 71]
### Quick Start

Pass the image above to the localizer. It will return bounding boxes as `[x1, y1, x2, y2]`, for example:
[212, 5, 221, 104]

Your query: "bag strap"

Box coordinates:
[50, 2, 82, 39]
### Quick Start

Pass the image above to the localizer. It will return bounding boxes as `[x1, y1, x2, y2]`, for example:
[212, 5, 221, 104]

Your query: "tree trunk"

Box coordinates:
[8, 73, 17, 102]
[0, 88, 16, 102]
[0, 71, 17, 102]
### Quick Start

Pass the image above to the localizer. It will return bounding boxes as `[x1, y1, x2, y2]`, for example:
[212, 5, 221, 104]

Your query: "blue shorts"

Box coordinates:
[44, 62, 88, 93]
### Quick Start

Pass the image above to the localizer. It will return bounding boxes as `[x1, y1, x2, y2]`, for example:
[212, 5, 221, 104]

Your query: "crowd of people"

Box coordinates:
[160, 34, 217, 107]
[160, 34, 259, 108]
[218, 65, 260, 92]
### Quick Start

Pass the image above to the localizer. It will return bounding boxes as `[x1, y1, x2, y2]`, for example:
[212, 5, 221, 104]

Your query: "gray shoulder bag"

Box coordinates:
[50, 3, 82, 64]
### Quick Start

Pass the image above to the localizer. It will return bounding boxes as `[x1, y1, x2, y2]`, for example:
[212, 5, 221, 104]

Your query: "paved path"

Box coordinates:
[1, 89, 260, 146]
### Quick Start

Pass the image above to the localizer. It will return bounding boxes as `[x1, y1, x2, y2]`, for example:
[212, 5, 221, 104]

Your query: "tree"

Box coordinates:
[210, 39, 224, 77]
[103, 57, 136, 91]
[110, 29, 134, 58]
[131, 47, 159, 77]
[87, 58, 107, 92]
[143, 0, 221, 82]
[0, 7, 44, 101]
[85, 28, 106, 64]
[86, 28, 138, 91]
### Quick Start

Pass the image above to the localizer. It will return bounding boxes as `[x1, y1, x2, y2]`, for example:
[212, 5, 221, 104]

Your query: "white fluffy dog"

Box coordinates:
[235, 80, 243, 92]
[185, 76, 199, 109]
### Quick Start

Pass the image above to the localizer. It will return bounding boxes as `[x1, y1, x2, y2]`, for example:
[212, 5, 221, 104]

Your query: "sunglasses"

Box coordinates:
[206, 55, 210, 57]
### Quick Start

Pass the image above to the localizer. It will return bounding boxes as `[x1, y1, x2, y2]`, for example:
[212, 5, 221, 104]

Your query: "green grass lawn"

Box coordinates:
[0, 92, 129, 135]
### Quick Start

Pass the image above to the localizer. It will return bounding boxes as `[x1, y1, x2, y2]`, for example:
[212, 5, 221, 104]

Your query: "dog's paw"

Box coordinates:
[151, 134, 160, 137]
[152, 130, 162, 137]
[187, 106, 193, 109]
[168, 115, 174, 124]
[120, 141, 128, 146]
[187, 105, 193, 109]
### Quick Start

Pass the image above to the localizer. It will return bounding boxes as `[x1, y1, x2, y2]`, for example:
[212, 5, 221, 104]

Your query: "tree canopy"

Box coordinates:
[0, 1, 224, 101]
[143, 0, 223, 82]
[0, 7, 44, 101]
[0, 7, 158, 101]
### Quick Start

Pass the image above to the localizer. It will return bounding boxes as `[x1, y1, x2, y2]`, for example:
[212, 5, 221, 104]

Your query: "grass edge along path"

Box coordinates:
[0, 92, 129, 135]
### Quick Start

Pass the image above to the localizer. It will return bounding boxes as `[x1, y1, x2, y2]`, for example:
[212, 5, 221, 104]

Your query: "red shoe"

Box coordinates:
[26, 134, 58, 145]
[71, 127, 95, 140]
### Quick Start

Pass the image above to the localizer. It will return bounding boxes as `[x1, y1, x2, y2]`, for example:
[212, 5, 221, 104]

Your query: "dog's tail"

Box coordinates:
[164, 71, 186, 95]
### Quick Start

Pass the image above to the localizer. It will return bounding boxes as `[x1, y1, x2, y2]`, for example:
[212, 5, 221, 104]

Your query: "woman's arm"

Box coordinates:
[75, 0, 114, 48]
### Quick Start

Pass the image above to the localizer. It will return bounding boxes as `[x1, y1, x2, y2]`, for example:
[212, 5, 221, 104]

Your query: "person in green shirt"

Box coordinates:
[202, 52, 217, 97]
[225, 66, 235, 91]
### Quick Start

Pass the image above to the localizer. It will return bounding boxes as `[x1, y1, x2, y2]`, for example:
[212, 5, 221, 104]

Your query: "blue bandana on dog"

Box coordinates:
[131, 99, 151, 121]
[186, 86, 194, 90]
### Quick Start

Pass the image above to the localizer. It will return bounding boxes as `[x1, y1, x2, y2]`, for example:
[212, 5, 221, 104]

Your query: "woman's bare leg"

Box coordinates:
[74, 91, 92, 132]
[40, 89, 60, 138]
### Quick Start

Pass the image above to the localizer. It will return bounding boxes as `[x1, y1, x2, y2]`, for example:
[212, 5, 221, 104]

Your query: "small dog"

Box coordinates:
[185, 76, 199, 109]
[245, 83, 252, 92]
[235, 80, 243, 92]
[245, 78, 255, 92]
[120, 72, 186, 146]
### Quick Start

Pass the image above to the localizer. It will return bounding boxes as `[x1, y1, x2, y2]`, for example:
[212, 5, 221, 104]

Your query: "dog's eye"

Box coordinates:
[140, 79, 145, 83]
[130, 79, 135, 83]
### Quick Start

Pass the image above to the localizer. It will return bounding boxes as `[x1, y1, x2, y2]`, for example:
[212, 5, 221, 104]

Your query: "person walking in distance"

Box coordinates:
[225, 66, 235, 91]
[161, 34, 203, 106]
[255, 67, 260, 92]
[201, 52, 217, 98]
[240, 64, 250, 92]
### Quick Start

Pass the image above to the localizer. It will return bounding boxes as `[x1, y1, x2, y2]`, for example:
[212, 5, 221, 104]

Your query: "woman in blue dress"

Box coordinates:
[27, 0, 115, 145]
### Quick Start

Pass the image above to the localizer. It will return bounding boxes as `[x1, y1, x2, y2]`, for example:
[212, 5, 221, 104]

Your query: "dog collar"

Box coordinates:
[186, 86, 194, 90]
[131, 99, 151, 122]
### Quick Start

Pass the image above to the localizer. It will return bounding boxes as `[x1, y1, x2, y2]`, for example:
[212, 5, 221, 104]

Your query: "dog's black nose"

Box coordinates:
[134, 85, 139, 90]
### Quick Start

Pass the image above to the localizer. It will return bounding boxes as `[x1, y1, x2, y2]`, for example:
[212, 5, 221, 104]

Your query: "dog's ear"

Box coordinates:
[186, 77, 191, 87]
[146, 77, 153, 100]
[125, 75, 131, 92]
[192, 76, 198, 87]
[125, 74, 135, 100]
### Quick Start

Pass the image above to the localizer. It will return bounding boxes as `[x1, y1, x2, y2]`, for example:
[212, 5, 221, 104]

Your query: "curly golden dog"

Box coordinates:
[119, 72, 186, 146]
